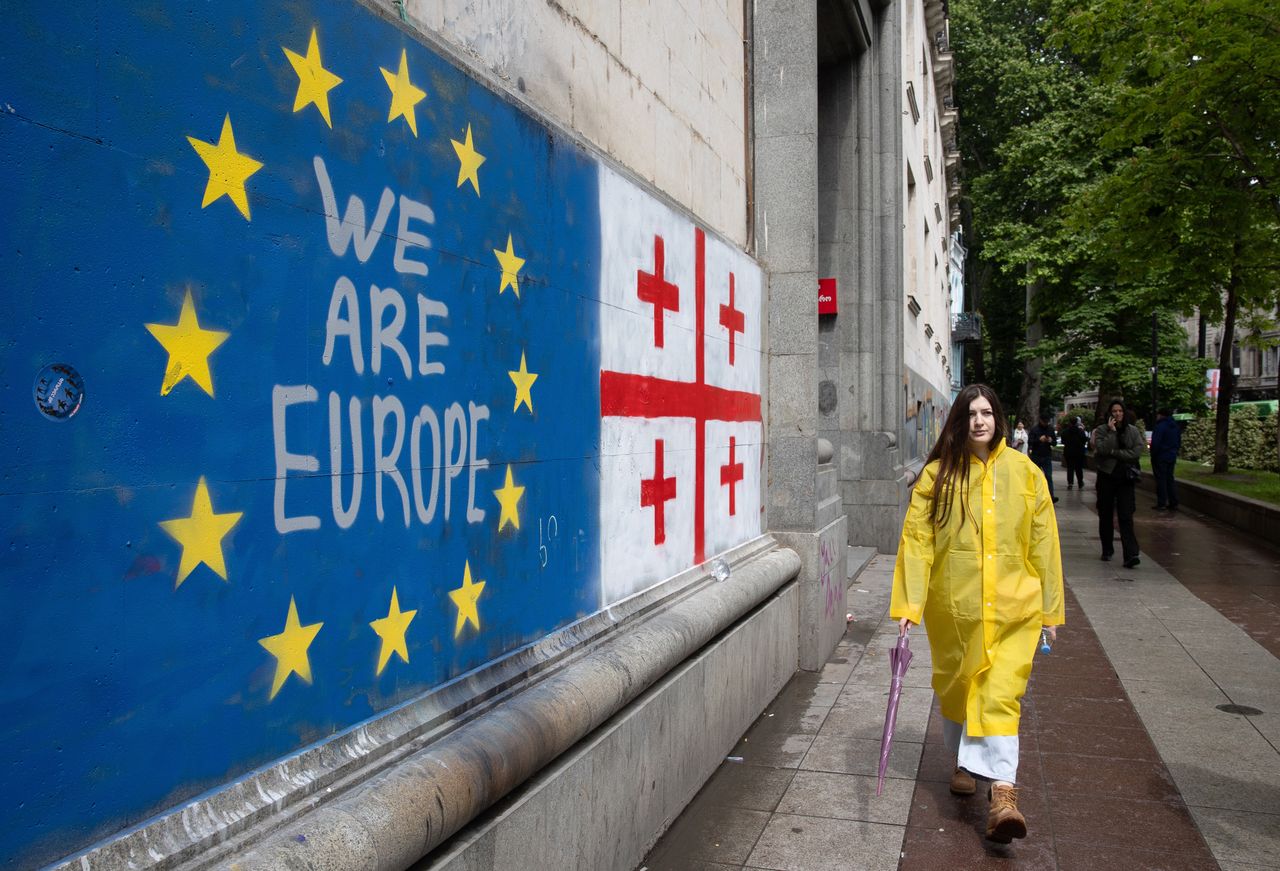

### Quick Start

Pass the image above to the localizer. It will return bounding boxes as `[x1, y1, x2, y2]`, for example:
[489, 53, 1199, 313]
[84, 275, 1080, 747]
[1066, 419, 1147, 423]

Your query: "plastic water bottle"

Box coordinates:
[1039, 630, 1052, 655]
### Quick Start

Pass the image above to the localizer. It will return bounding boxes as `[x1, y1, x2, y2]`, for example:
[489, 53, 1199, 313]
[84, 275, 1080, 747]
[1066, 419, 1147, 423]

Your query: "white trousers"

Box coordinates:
[942, 716, 1019, 784]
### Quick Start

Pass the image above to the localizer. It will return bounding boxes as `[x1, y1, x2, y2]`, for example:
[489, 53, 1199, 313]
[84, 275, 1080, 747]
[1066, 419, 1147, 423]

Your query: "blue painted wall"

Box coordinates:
[0, 3, 605, 865]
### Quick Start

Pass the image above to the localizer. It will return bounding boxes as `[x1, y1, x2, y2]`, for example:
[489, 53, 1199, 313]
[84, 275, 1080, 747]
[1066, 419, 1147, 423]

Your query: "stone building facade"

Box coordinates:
[1, 1, 960, 868]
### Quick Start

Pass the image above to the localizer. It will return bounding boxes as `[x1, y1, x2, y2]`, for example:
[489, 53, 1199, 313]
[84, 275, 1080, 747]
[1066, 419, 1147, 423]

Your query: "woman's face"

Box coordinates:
[968, 395, 996, 447]
[1110, 403, 1125, 425]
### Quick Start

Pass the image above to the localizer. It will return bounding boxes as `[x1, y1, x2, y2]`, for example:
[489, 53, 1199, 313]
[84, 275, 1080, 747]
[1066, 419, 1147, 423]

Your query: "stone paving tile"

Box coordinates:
[799, 733, 922, 779]
[1030, 693, 1147, 729]
[774, 770, 913, 825]
[1053, 839, 1225, 871]
[1036, 720, 1164, 761]
[696, 763, 797, 813]
[1048, 792, 1214, 856]
[898, 823, 1057, 870]
[644, 805, 773, 867]
[745, 814, 904, 871]
[730, 728, 816, 769]
[1038, 753, 1183, 802]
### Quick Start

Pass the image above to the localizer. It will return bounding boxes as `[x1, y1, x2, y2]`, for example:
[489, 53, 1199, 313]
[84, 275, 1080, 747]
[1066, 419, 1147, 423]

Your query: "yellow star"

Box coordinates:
[186, 114, 263, 220]
[159, 477, 243, 588]
[369, 587, 417, 676]
[380, 49, 426, 136]
[450, 123, 486, 195]
[493, 234, 526, 298]
[283, 28, 343, 128]
[508, 351, 539, 414]
[493, 465, 526, 532]
[145, 290, 229, 397]
[258, 597, 324, 700]
[448, 560, 486, 638]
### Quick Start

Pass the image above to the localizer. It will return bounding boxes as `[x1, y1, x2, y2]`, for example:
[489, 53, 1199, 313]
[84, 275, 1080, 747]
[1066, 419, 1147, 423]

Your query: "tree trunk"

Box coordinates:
[972, 260, 993, 385]
[1213, 265, 1242, 474]
[1094, 378, 1117, 428]
[1018, 275, 1043, 425]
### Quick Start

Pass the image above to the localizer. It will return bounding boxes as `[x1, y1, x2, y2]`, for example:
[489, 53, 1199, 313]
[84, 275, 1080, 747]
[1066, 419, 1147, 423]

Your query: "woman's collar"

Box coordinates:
[969, 437, 1005, 465]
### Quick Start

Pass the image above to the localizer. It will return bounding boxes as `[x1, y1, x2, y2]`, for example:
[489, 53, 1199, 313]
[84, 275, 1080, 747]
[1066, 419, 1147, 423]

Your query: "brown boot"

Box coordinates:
[986, 782, 1027, 843]
[949, 767, 976, 796]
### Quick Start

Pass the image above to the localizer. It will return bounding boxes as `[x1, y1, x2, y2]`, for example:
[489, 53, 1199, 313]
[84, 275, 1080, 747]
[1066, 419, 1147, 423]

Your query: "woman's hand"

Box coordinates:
[899, 617, 915, 636]
[1043, 625, 1058, 644]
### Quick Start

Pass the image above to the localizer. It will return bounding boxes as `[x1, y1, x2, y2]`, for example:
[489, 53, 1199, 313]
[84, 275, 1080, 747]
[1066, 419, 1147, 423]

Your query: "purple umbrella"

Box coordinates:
[876, 633, 914, 796]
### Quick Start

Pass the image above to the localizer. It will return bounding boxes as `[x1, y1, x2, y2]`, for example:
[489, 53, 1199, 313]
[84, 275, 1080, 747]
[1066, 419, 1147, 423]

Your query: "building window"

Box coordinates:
[906, 82, 920, 123]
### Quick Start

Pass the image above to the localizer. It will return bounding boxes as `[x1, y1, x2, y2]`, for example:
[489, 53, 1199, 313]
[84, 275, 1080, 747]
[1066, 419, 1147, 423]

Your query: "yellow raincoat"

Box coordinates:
[891, 438, 1064, 736]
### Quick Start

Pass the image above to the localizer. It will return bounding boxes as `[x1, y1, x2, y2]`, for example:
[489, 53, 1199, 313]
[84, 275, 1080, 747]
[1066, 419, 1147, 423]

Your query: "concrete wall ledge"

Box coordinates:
[1082, 453, 1279, 544]
[53, 537, 796, 871]
[1136, 473, 1280, 543]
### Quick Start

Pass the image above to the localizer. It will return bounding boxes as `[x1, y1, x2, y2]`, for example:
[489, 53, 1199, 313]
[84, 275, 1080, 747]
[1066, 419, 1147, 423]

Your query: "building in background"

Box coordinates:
[1181, 308, 1280, 403]
[1, 1, 960, 867]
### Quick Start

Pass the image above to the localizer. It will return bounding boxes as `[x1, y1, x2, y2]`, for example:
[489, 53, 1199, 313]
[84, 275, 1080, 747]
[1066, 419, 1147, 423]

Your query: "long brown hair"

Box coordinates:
[924, 384, 1009, 528]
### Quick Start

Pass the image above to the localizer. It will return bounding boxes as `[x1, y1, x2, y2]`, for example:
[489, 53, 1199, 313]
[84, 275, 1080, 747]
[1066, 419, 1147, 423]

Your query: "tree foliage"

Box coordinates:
[953, 0, 1280, 469]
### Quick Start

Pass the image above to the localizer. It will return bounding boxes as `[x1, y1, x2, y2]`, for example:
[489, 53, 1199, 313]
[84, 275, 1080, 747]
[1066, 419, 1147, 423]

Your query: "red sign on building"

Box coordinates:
[818, 277, 837, 315]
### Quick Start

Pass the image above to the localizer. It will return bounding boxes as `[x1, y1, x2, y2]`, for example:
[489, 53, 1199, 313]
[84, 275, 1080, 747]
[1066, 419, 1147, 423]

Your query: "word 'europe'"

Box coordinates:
[272, 157, 490, 534]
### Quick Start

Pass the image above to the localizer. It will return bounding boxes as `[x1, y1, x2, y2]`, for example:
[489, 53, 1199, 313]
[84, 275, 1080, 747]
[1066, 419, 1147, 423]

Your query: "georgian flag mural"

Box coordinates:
[0, 2, 762, 867]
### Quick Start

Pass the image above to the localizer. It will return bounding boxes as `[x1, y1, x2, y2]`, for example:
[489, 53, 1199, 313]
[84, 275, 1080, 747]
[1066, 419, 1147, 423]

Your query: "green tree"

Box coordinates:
[951, 0, 1079, 416]
[1054, 0, 1280, 471]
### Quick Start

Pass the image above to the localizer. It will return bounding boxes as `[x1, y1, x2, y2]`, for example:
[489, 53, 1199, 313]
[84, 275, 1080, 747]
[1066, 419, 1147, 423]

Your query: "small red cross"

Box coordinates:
[640, 438, 678, 545]
[719, 272, 744, 366]
[720, 436, 744, 516]
[637, 235, 680, 348]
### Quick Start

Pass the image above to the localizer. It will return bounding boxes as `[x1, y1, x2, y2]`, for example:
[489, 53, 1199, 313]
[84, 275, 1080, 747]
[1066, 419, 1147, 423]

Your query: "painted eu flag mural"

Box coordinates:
[0, 2, 601, 863]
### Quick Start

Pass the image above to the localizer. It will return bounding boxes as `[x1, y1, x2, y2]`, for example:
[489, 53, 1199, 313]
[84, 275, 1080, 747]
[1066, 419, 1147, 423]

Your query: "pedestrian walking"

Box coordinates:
[891, 384, 1064, 844]
[1150, 409, 1181, 511]
[1028, 414, 1060, 502]
[1011, 421, 1029, 455]
[1091, 399, 1144, 568]
[1061, 416, 1088, 490]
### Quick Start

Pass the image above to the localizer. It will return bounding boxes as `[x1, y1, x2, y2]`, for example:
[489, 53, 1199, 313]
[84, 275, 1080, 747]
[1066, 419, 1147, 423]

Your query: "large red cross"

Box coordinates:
[720, 436, 744, 516]
[602, 228, 761, 565]
[719, 272, 743, 366]
[636, 235, 680, 348]
[640, 439, 677, 545]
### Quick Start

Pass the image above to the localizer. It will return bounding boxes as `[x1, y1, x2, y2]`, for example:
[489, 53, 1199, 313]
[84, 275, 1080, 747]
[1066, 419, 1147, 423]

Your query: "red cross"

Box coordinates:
[636, 235, 680, 348]
[602, 228, 762, 565]
[719, 272, 744, 366]
[640, 439, 677, 545]
[720, 436, 744, 516]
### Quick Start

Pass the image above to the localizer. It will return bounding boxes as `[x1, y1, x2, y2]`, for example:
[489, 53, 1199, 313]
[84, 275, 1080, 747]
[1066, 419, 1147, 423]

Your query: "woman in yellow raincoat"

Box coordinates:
[891, 384, 1064, 844]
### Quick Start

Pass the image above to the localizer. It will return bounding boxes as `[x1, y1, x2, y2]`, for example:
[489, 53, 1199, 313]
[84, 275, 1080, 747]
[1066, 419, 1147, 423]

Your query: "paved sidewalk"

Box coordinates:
[641, 469, 1280, 870]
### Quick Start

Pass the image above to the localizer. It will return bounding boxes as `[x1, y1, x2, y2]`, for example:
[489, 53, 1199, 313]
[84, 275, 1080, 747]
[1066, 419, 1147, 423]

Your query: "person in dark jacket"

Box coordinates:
[1091, 399, 1144, 567]
[1028, 414, 1060, 502]
[1150, 409, 1182, 511]
[1060, 416, 1088, 490]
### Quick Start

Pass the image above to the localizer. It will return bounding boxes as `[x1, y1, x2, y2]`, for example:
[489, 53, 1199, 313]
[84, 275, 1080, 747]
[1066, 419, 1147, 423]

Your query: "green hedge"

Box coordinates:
[1180, 413, 1279, 472]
